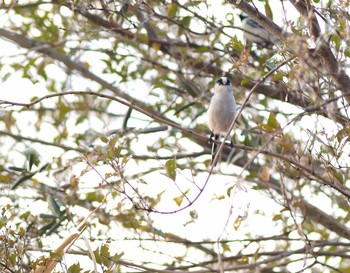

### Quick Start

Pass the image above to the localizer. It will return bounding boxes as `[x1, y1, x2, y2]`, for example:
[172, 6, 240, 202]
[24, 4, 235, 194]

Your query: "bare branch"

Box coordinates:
[230, 0, 350, 105]
[0, 129, 86, 153]
[2, 89, 350, 198]
[289, 0, 350, 104]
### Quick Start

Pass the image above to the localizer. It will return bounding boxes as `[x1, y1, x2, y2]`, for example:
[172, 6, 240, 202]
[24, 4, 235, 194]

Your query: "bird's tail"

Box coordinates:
[211, 134, 220, 167]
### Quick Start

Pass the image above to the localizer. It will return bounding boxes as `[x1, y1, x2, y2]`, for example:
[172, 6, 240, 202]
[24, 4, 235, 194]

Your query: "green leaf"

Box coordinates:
[339, 267, 350, 273]
[193, 46, 210, 53]
[24, 148, 40, 171]
[94, 245, 110, 266]
[272, 214, 282, 221]
[345, 47, 350, 58]
[113, 251, 125, 260]
[252, 124, 275, 133]
[331, 35, 341, 51]
[109, 136, 119, 149]
[100, 136, 109, 143]
[11, 173, 35, 190]
[265, 57, 276, 69]
[237, 255, 249, 264]
[167, 3, 177, 18]
[100, 243, 111, 267]
[221, 242, 231, 252]
[331, 169, 344, 184]
[272, 71, 285, 82]
[181, 16, 191, 28]
[20, 211, 31, 220]
[67, 263, 82, 273]
[227, 35, 244, 53]
[240, 77, 250, 86]
[190, 1, 202, 6]
[47, 194, 64, 218]
[264, 2, 273, 20]
[267, 112, 281, 130]
[93, 247, 102, 265]
[9, 252, 17, 264]
[165, 158, 176, 181]
[178, 16, 191, 35]
[253, 247, 260, 262]
[39, 213, 58, 219]
[225, 13, 235, 24]
[50, 250, 63, 260]
[8, 166, 28, 173]
[152, 82, 166, 89]
[114, 145, 123, 158]
[86, 191, 105, 202]
[226, 185, 234, 197]
[336, 127, 350, 143]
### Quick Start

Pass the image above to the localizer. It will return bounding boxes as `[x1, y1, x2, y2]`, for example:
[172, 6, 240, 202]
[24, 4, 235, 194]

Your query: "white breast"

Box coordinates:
[207, 87, 236, 135]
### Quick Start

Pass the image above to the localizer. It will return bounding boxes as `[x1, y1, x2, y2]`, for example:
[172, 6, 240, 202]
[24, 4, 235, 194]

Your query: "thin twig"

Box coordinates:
[2, 89, 350, 202]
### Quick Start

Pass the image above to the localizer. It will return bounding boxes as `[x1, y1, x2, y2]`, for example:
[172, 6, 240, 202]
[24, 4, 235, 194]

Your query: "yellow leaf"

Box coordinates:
[61, 127, 68, 139]
[173, 189, 189, 206]
[82, 61, 90, 68]
[234, 217, 243, 231]
[173, 194, 184, 206]
[238, 255, 249, 264]
[152, 42, 160, 52]
[31, 178, 39, 186]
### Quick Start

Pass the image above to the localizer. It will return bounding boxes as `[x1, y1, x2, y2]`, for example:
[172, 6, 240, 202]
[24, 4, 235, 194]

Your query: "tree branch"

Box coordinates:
[0, 129, 86, 153]
[227, 0, 286, 42]
[289, 0, 350, 104]
[2, 90, 349, 197]
[230, 0, 350, 104]
[2, 90, 350, 241]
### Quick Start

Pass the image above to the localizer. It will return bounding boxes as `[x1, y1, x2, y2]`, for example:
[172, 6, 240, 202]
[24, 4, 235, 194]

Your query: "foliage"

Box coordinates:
[1, 0, 350, 272]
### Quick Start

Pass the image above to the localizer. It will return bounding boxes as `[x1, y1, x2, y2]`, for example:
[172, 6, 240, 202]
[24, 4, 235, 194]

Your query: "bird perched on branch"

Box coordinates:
[239, 14, 278, 46]
[207, 77, 236, 167]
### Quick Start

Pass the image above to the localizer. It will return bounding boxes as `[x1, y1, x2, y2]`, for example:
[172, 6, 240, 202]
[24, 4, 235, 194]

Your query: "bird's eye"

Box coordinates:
[216, 78, 223, 85]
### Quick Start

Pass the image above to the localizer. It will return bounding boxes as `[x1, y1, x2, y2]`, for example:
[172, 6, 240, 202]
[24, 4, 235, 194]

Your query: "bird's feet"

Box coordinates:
[208, 132, 214, 145]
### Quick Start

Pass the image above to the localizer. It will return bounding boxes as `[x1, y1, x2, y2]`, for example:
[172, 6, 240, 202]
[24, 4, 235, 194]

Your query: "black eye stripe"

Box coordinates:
[216, 78, 223, 85]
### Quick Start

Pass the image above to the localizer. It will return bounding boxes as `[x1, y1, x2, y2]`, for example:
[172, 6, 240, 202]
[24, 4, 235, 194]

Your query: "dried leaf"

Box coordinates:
[259, 166, 270, 183]
[173, 190, 189, 206]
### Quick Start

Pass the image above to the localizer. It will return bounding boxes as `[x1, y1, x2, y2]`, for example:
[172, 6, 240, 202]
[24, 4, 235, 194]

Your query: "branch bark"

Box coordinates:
[2, 90, 350, 240]
[289, 0, 350, 104]
[1, 1, 349, 254]
[229, 0, 350, 104]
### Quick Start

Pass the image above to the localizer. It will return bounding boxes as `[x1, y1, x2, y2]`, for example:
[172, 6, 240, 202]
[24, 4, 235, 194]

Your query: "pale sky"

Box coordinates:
[0, 1, 345, 272]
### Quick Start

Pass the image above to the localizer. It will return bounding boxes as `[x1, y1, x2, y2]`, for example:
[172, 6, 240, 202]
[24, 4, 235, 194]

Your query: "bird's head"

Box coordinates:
[239, 13, 248, 21]
[216, 77, 231, 86]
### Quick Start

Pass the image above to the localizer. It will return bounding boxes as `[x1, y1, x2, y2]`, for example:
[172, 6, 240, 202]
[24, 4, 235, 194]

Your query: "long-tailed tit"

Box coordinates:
[239, 14, 277, 46]
[207, 77, 236, 166]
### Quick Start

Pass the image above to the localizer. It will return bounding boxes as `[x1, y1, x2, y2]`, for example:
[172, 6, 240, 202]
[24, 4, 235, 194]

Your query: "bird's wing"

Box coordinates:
[245, 18, 264, 30]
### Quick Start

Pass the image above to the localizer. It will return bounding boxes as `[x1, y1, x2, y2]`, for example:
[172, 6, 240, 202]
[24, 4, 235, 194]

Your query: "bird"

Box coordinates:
[207, 77, 236, 167]
[239, 14, 278, 46]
